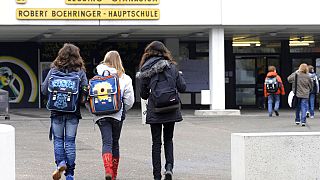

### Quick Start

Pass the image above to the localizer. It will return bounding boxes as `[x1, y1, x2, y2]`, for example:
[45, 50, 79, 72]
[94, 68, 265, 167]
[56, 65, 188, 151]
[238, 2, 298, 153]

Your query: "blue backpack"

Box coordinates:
[88, 70, 122, 115]
[46, 70, 80, 112]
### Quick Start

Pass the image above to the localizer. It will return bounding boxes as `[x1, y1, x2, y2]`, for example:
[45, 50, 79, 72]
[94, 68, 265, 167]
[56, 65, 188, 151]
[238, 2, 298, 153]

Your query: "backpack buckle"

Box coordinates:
[67, 92, 71, 101]
[53, 91, 57, 101]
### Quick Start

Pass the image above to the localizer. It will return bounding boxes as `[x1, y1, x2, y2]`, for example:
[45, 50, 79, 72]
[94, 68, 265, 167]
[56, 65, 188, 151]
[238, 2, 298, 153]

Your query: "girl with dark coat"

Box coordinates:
[136, 41, 186, 180]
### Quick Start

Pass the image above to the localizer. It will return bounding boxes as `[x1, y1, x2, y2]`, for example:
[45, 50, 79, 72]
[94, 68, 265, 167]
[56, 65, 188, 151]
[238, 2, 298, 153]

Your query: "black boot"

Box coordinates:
[164, 164, 173, 180]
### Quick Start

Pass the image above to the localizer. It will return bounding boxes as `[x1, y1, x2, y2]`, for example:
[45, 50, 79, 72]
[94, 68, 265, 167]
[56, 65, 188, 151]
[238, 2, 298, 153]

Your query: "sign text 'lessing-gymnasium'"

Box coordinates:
[65, 0, 159, 5]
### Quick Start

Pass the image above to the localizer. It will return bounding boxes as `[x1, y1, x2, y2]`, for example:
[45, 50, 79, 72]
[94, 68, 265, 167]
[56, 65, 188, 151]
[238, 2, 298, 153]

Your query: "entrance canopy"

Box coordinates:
[2, 25, 320, 43]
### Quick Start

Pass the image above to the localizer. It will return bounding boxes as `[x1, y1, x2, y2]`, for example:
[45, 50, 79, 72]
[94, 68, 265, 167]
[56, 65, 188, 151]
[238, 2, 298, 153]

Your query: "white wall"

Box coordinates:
[232, 132, 320, 180]
[2, 0, 221, 25]
[5, 0, 320, 26]
[222, 0, 320, 25]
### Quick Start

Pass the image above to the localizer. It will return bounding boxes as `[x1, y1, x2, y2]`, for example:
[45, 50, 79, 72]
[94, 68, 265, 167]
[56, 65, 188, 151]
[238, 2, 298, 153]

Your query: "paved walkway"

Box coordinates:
[1, 108, 320, 180]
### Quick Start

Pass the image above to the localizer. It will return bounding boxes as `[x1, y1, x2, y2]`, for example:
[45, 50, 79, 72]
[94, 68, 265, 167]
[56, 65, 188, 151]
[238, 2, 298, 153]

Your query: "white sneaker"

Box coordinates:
[310, 116, 314, 119]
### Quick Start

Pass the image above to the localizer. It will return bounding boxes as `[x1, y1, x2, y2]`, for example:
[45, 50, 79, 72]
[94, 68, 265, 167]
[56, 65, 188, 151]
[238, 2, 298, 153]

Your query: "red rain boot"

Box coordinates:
[112, 157, 120, 180]
[102, 153, 113, 180]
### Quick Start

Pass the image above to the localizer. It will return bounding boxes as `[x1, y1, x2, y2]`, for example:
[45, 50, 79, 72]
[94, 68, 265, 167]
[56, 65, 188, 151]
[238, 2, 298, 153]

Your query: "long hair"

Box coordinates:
[139, 41, 176, 68]
[51, 43, 86, 72]
[101, 50, 125, 76]
[298, 63, 309, 74]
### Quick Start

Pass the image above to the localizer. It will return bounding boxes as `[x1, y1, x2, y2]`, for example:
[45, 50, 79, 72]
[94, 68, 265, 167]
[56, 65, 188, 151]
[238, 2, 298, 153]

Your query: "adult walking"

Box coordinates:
[264, 65, 285, 117]
[92, 51, 134, 180]
[287, 63, 313, 126]
[42, 43, 88, 180]
[136, 41, 186, 180]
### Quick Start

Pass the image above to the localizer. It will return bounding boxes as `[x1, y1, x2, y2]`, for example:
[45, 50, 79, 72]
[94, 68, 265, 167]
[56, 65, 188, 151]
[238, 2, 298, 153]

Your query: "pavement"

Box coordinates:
[1, 108, 320, 180]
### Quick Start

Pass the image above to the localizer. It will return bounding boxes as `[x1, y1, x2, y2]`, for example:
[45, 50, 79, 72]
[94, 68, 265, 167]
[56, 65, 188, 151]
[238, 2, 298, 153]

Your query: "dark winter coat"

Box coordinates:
[136, 56, 186, 124]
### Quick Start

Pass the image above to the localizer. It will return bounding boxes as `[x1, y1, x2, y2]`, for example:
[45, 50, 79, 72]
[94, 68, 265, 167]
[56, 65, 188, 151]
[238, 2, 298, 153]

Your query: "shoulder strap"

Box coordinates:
[162, 68, 176, 88]
[294, 73, 298, 94]
[102, 70, 110, 76]
[150, 72, 160, 91]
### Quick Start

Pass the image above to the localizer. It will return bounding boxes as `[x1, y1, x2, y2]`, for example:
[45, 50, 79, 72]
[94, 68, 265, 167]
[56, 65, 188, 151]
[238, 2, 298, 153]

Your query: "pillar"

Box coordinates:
[209, 27, 225, 110]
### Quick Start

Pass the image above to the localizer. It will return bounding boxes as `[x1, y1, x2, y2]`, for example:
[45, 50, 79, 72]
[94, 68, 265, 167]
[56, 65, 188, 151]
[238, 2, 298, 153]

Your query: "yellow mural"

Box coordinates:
[0, 56, 37, 103]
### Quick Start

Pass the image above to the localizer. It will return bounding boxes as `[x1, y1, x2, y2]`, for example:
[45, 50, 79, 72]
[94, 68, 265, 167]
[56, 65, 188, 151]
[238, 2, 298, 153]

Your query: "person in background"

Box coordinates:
[264, 66, 285, 117]
[257, 67, 266, 109]
[136, 41, 186, 180]
[93, 51, 134, 180]
[287, 63, 313, 126]
[306, 65, 319, 118]
[42, 43, 88, 180]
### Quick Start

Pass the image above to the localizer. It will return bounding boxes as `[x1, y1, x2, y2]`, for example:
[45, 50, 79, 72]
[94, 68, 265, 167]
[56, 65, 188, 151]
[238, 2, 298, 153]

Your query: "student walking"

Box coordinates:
[41, 43, 88, 180]
[91, 51, 134, 180]
[288, 63, 313, 126]
[307, 65, 319, 118]
[136, 41, 186, 180]
[264, 66, 285, 117]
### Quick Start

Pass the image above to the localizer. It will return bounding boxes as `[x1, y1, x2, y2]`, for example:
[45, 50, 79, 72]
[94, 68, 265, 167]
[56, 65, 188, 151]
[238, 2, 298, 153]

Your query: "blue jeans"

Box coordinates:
[51, 115, 79, 176]
[97, 118, 123, 157]
[295, 98, 309, 123]
[268, 94, 280, 115]
[309, 93, 316, 116]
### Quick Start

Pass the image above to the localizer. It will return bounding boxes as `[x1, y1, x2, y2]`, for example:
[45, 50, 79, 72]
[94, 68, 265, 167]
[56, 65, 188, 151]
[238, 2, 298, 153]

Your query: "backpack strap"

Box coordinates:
[163, 69, 176, 89]
[150, 72, 160, 92]
[102, 70, 111, 76]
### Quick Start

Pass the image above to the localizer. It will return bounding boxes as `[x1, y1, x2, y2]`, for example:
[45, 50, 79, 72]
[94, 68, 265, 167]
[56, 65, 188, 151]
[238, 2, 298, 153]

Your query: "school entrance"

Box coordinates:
[234, 55, 280, 108]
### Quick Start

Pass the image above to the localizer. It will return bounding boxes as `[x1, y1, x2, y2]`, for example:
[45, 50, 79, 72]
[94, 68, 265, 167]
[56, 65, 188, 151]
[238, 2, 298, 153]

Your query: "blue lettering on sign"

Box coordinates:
[54, 93, 68, 109]
[52, 79, 76, 90]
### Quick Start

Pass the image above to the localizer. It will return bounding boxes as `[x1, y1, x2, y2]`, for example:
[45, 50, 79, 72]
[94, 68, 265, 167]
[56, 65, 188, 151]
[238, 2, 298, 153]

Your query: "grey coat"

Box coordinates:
[287, 71, 313, 99]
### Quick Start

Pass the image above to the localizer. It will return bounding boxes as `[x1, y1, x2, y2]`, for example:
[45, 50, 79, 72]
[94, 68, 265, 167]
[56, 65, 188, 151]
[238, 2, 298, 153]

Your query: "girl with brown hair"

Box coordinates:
[42, 43, 88, 180]
[136, 41, 186, 180]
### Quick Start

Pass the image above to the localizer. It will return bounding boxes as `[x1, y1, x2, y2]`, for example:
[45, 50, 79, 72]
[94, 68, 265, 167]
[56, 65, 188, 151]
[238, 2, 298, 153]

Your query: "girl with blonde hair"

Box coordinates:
[93, 50, 134, 180]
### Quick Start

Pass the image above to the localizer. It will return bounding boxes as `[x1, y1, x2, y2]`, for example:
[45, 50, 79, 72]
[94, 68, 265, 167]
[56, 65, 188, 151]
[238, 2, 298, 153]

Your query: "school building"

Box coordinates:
[1, 0, 320, 113]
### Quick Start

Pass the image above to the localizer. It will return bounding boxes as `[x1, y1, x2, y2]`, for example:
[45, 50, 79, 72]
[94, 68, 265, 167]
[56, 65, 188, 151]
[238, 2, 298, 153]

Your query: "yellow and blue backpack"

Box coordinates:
[88, 70, 121, 115]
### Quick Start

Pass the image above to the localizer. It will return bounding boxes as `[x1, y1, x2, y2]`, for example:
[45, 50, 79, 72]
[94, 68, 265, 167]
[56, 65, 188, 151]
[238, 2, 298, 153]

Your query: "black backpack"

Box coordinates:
[150, 66, 180, 113]
[265, 76, 279, 93]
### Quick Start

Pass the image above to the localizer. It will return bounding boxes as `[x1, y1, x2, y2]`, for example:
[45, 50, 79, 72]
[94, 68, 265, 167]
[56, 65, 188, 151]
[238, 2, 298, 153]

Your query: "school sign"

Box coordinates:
[16, 0, 160, 20]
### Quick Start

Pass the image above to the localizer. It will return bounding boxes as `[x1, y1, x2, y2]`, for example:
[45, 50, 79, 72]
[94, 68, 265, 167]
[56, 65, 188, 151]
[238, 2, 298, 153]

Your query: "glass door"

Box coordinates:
[235, 57, 256, 106]
[235, 55, 280, 107]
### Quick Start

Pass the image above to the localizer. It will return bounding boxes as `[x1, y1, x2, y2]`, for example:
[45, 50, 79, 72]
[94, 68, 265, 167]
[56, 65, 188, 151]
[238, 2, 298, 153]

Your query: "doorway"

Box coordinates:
[235, 55, 280, 108]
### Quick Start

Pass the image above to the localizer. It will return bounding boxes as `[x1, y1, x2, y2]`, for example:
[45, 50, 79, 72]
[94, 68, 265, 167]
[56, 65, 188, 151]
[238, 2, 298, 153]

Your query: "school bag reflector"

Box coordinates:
[265, 76, 279, 93]
[47, 71, 80, 112]
[88, 72, 121, 115]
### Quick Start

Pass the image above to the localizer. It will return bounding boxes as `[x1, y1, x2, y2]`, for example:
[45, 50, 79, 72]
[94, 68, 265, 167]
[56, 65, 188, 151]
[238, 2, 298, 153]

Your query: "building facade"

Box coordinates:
[2, 0, 320, 110]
